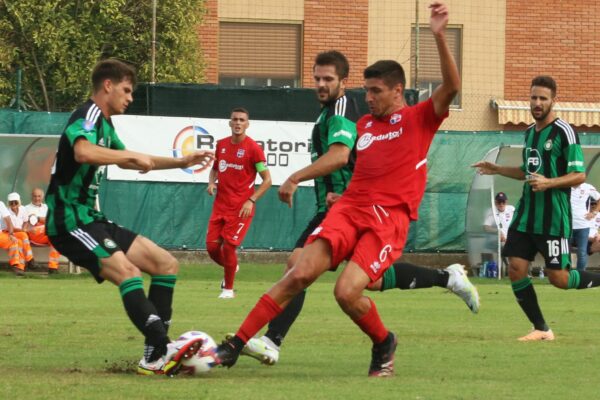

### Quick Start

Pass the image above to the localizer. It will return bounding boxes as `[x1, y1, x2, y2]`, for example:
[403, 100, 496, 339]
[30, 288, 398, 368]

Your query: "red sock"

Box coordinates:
[206, 241, 224, 266]
[352, 298, 388, 344]
[222, 242, 238, 290]
[236, 294, 283, 342]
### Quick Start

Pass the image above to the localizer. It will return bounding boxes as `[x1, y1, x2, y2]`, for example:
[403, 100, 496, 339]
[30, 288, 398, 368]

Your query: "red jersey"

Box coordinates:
[338, 98, 447, 220]
[212, 136, 266, 215]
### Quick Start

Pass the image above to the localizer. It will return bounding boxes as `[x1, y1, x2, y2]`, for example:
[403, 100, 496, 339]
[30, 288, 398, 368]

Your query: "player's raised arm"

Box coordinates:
[74, 138, 214, 174]
[429, 2, 460, 117]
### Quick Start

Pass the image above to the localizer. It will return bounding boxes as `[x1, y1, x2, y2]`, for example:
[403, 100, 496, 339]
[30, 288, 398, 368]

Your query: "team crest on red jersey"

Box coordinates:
[390, 114, 402, 125]
[237, 149, 245, 158]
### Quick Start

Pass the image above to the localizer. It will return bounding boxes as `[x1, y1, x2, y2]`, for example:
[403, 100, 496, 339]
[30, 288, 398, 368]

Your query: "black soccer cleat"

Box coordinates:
[368, 331, 397, 377]
[216, 338, 242, 368]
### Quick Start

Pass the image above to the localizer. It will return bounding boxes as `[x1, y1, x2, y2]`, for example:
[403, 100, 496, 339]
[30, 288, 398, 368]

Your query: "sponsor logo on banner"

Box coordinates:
[109, 115, 316, 185]
[172, 124, 214, 174]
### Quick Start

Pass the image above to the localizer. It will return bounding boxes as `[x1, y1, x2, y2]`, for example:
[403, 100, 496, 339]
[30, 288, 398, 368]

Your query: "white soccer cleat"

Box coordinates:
[137, 356, 166, 375]
[446, 263, 480, 314]
[218, 289, 235, 299]
[137, 337, 204, 376]
[518, 328, 555, 342]
[241, 335, 280, 365]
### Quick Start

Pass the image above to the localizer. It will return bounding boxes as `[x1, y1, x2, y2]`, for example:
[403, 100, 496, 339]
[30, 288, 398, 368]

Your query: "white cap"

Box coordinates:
[7, 192, 20, 202]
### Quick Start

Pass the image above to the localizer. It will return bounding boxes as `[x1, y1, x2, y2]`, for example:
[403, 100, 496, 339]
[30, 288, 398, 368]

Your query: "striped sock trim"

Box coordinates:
[567, 269, 580, 289]
[381, 267, 396, 291]
[511, 277, 533, 292]
[119, 277, 144, 297]
[151, 274, 177, 289]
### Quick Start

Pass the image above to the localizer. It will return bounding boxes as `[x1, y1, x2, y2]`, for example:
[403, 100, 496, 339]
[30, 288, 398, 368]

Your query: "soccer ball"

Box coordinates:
[177, 331, 218, 375]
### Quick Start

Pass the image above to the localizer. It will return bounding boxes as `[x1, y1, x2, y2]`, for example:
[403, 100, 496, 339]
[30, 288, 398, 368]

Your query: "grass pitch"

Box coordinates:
[2, 263, 600, 400]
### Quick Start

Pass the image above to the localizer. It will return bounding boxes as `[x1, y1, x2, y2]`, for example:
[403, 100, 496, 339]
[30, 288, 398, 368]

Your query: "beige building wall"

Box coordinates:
[219, 0, 303, 21]
[368, 0, 506, 131]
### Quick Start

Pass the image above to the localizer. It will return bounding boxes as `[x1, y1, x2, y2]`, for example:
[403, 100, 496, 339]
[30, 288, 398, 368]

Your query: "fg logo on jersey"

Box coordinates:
[525, 148, 542, 174]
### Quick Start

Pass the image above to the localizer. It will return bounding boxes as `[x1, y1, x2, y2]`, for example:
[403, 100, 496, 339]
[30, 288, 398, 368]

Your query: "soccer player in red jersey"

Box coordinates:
[206, 108, 272, 299]
[217, 1, 460, 376]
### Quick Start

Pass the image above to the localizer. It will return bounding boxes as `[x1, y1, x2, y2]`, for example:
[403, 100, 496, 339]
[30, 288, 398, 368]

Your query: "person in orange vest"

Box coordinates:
[25, 188, 61, 274]
[0, 199, 26, 276]
[4, 192, 35, 271]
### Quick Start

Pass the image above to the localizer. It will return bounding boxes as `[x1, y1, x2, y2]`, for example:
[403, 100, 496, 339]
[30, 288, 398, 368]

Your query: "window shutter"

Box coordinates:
[219, 22, 301, 79]
[411, 26, 461, 82]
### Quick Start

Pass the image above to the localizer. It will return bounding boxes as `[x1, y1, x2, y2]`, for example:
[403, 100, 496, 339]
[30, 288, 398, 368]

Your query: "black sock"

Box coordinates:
[148, 275, 177, 334]
[511, 277, 548, 331]
[567, 269, 600, 289]
[119, 278, 170, 361]
[265, 290, 306, 347]
[230, 335, 245, 354]
[380, 263, 448, 291]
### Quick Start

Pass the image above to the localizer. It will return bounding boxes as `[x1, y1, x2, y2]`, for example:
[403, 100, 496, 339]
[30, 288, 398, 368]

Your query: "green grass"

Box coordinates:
[2, 264, 600, 399]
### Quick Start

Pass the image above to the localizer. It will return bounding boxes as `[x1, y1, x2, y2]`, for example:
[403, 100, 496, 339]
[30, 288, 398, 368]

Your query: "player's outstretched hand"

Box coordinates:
[183, 150, 215, 173]
[471, 161, 499, 176]
[278, 178, 298, 208]
[429, 2, 449, 35]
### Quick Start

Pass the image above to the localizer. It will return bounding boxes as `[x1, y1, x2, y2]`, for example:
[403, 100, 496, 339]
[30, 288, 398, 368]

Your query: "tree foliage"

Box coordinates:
[0, 0, 206, 111]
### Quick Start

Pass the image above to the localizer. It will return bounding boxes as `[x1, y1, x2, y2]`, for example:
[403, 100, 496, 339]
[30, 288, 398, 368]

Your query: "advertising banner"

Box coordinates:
[107, 115, 314, 186]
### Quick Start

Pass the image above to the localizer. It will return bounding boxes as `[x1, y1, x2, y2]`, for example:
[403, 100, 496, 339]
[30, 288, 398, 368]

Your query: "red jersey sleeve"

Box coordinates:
[251, 140, 267, 165]
[412, 98, 448, 138]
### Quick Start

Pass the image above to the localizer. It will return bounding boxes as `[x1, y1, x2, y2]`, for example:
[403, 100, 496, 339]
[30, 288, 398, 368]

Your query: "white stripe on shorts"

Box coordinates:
[70, 229, 99, 251]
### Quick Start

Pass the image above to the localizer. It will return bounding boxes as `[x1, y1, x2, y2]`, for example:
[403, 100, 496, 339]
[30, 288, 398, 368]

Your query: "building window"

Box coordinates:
[411, 25, 462, 107]
[219, 21, 301, 88]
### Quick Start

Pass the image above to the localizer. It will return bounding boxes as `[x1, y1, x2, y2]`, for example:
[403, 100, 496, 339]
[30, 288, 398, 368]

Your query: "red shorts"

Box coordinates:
[304, 203, 410, 282]
[206, 212, 253, 246]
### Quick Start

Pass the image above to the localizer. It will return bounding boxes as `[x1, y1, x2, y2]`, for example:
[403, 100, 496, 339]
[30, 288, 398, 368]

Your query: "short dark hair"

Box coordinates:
[531, 75, 557, 97]
[314, 51, 349, 80]
[363, 60, 406, 89]
[91, 59, 137, 92]
[231, 107, 250, 118]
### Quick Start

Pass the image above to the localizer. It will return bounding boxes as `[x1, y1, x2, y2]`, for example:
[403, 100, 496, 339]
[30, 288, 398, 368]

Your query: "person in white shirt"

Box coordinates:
[587, 199, 600, 254]
[570, 183, 600, 271]
[3, 192, 35, 270]
[484, 192, 515, 244]
[0, 200, 26, 274]
[25, 188, 61, 273]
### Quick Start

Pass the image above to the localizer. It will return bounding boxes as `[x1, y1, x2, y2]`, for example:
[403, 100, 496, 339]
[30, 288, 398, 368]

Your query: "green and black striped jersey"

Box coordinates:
[46, 100, 126, 236]
[510, 118, 585, 237]
[312, 95, 360, 212]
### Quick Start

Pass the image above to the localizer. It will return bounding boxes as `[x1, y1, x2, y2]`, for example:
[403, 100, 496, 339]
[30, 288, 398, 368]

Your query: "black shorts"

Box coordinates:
[294, 212, 327, 249]
[49, 221, 138, 283]
[503, 228, 571, 270]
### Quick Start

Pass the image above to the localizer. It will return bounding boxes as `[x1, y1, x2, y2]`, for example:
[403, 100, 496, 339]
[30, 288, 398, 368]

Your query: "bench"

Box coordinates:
[0, 244, 79, 273]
